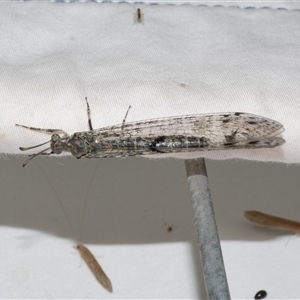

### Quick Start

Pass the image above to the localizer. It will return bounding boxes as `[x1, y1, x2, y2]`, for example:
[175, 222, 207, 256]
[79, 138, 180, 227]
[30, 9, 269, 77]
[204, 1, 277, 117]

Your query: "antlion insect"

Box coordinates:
[244, 211, 300, 235]
[37, 164, 113, 293]
[16, 98, 285, 167]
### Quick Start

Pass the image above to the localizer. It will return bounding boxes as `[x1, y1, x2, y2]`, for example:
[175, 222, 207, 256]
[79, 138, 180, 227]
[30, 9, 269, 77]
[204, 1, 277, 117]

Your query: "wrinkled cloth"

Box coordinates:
[1, 2, 299, 163]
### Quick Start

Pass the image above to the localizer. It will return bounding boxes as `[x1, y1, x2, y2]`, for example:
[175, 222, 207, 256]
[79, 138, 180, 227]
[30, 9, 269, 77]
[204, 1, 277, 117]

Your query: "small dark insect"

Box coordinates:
[254, 289, 267, 299]
[134, 7, 144, 24]
[164, 223, 176, 233]
[167, 226, 173, 232]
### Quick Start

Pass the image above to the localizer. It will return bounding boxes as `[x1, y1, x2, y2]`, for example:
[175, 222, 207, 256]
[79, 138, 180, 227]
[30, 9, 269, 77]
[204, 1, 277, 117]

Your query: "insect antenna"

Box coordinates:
[37, 163, 112, 292]
[36, 163, 77, 242]
[76, 164, 113, 292]
[79, 163, 100, 243]
[19, 139, 51, 151]
[21, 147, 52, 167]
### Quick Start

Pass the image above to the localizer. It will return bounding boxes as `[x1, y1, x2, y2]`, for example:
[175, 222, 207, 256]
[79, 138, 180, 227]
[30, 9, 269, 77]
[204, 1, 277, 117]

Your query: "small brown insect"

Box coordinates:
[244, 211, 300, 234]
[37, 164, 112, 293]
[75, 244, 112, 293]
[164, 223, 176, 233]
[134, 7, 144, 24]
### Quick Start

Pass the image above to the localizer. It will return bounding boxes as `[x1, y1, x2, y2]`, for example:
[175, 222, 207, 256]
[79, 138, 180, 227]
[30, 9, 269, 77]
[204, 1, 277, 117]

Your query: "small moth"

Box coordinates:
[244, 211, 300, 234]
[167, 226, 173, 232]
[37, 164, 112, 293]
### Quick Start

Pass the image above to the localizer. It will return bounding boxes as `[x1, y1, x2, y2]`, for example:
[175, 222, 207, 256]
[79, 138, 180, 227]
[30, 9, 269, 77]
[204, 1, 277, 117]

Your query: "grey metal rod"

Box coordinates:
[185, 158, 230, 300]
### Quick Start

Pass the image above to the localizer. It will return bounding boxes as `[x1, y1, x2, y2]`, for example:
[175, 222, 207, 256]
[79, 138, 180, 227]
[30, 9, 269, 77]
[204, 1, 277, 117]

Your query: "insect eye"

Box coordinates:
[51, 134, 60, 141]
[50, 134, 64, 154]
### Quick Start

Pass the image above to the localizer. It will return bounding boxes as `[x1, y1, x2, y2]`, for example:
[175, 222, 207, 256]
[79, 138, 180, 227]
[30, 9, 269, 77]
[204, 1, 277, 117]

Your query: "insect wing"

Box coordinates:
[96, 112, 284, 145]
[77, 245, 113, 293]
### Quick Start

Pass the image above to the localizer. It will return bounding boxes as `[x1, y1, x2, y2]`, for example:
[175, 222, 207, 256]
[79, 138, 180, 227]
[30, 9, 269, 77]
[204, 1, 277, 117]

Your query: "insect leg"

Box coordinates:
[84, 97, 130, 133]
[224, 129, 238, 144]
[121, 106, 132, 132]
[85, 97, 93, 131]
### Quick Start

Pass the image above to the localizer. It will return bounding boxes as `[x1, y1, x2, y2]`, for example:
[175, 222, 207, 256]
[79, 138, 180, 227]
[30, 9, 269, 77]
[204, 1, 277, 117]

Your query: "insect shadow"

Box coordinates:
[37, 163, 113, 293]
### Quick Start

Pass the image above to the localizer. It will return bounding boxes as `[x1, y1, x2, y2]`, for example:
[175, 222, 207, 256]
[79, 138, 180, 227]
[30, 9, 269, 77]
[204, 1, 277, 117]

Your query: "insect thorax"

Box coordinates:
[63, 132, 94, 158]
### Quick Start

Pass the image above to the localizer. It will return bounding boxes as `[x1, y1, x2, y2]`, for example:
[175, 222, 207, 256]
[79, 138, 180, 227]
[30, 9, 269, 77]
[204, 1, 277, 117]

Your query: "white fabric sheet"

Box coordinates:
[2, 157, 300, 299]
[1, 2, 300, 300]
[1, 2, 299, 163]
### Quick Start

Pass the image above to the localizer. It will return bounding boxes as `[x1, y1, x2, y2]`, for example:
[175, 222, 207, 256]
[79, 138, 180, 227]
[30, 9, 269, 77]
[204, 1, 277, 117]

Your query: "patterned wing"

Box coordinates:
[95, 112, 284, 147]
